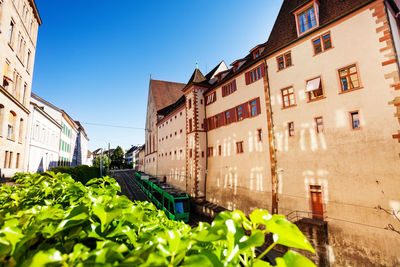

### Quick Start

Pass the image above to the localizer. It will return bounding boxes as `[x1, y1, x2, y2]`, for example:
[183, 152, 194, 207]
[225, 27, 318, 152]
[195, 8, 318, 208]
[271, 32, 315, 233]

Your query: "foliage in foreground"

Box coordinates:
[0, 172, 316, 266]
[49, 165, 100, 185]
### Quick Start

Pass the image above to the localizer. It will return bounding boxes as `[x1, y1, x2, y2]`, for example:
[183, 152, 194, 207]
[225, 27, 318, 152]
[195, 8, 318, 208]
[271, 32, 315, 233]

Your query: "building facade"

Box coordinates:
[26, 101, 60, 172]
[144, 0, 400, 265]
[0, 0, 41, 177]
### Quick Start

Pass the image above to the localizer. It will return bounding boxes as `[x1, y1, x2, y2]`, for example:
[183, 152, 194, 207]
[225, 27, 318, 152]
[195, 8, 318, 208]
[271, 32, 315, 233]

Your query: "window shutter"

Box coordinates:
[230, 107, 237, 123]
[232, 79, 237, 92]
[211, 117, 215, 130]
[256, 98, 261, 115]
[245, 72, 250, 85]
[243, 103, 250, 118]
[219, 113, 225, 126]
[261, 63, 265, 77]
[204, 118, 208, 130]
[222, 86, 226, 97]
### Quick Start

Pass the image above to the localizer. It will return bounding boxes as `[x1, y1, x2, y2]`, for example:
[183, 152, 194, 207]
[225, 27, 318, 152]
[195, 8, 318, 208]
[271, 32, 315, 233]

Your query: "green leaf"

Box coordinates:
[265, 215, 315, 253]
[182, 254, 215, 267]
[29, 249, 64, 266]
[276, 250, 317, 267]
[253, 259, 273, 267]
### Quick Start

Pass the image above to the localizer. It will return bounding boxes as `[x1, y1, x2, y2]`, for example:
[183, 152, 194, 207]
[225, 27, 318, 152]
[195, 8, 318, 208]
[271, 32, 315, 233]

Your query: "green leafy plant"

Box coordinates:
[0, 172, 316, 266]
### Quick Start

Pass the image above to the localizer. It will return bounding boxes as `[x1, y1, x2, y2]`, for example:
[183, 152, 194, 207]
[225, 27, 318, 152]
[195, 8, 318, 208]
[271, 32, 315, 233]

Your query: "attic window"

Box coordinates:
[253, 50, 260, 59]
[294, 1, 319, 36]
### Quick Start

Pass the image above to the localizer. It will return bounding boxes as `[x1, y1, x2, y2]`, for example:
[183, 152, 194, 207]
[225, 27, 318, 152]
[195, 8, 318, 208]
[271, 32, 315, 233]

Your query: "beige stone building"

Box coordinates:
[0, 0, 41, 177]
[144, 0, 400, 265]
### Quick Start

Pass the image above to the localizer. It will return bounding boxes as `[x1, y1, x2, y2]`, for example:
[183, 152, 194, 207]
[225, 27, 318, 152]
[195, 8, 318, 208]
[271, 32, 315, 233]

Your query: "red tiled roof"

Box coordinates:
[150, 79, 186, 110]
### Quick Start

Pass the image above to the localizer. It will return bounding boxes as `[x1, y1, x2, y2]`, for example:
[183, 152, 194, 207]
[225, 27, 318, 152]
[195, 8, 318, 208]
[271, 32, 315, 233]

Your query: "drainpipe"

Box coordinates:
[263, 58, 279, 214]
[204, 93, 208, 201]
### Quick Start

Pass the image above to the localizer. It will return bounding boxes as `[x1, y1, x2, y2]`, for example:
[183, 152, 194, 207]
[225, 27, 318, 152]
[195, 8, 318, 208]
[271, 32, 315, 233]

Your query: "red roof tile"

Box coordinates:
[150, 79, 186, 110]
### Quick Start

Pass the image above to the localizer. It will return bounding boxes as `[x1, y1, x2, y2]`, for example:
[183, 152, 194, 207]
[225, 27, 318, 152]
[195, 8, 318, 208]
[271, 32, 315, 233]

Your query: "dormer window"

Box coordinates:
[294, 1, 319, 36]
[253, 50, 260, 59]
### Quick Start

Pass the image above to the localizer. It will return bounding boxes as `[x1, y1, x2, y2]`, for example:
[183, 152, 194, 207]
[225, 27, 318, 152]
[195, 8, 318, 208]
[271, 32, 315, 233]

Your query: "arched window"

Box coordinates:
[7, 111, 16, 140]
[18, 118, 23, 143]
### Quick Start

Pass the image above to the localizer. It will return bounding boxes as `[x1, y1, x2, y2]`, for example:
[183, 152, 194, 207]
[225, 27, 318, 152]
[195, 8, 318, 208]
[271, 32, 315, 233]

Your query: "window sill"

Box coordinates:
[339, 86, 363, 95]
[277, 64, 294, 72]
[281, 104, 297, 110]
[313, 46, 334, 56]
[298, 26, 318, 38]
[7, 138, 15, 142]
[307, 96, 326, 103]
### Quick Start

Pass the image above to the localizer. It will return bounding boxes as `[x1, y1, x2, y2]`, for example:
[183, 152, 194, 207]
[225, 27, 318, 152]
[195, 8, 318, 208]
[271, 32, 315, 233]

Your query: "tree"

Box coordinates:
[93, 155, 111, 169]
[111, 146, 124, 169]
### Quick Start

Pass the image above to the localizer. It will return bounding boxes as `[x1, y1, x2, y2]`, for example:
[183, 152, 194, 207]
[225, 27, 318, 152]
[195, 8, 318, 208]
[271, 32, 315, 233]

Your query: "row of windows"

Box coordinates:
[32, 122, 58, 146]
[61, 122, 71, 137]
[277, 31, 332, 73]
[287, 111, 361, 137]
[158, 111, 184, 129]
[159, 149, 184, 158]
[159, 129, 183, 142]
[280, 64, 361, 109]
[206, 98, 261, 131]
[3, 150, 21, 169]
[60, 139, 71, 153]
[8, 20, 32, 72]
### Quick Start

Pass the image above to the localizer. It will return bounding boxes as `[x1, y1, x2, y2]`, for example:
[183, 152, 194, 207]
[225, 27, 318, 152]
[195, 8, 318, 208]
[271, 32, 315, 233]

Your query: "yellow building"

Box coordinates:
[0, 0, 41, 177]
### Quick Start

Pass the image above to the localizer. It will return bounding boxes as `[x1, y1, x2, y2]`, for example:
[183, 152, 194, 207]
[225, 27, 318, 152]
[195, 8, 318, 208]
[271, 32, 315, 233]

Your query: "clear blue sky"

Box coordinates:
[33, 0, 283, 151]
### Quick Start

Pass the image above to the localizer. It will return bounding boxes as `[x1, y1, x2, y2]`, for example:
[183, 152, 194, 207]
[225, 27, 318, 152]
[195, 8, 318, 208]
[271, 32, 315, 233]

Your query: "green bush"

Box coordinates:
[0, 172, 316, 266]
[50, 165, 100, 184]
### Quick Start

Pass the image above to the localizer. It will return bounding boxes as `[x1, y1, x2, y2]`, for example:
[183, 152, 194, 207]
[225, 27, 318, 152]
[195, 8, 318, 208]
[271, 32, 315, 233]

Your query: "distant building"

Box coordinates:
[125, 145, 137, 166]
[137, 145, 145, 172]
[26, 102, 60, 173]
[0, 0, 41, 177]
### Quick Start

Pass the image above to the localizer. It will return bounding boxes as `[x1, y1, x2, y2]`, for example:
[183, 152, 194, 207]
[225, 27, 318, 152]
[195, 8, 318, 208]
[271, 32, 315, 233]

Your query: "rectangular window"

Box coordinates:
[313, 38, 322, 54]
[288, 122, 295, 137]
[4, 151, 8, 168]
[225, 110, 231, 124]
[8, 152, 13, 168]
[189, 118, 192, 132]
[7, 125, 13, 139]
[306, 77, 324, 101]
[16, 153, 20, 169]
[339, 64, 360, 92]
[189, 99, 192, 109]
[189, 149, 192, 158]
[322, 33, 332, 50]
[315, 117, 324, 133]
[250, 100, 258, 116]
[281, 87, 296, 108]
[207, 147, 213, 157]
[8, 21, 14, 44]
[277, 52, 292, 70]
[297, 5, 317, 34]
[236, 105, 243, 121]
[245, 64, 265, 85]
[257, 129, 262, 142]
[222, 80, 237, 97]
[218, 145, 222, 156]
[215, 115, 219, 128]
[313, 32, 332, 55]
[350, 111, 360, 129]
[236, 141, 244, 154]
[206, 91, 216, 105]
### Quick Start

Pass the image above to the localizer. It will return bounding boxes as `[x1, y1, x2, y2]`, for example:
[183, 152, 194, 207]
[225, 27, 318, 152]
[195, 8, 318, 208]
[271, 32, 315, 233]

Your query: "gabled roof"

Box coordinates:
[150, 79, 186, 111]
[182, 68, 209, 91]
[126, 146, 138, 154]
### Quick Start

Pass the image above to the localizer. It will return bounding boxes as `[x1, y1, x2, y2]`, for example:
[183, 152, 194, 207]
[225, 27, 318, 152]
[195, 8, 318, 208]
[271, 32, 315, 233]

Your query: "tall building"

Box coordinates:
[145, 0, 400, 265]
[0, 0, 41, 177]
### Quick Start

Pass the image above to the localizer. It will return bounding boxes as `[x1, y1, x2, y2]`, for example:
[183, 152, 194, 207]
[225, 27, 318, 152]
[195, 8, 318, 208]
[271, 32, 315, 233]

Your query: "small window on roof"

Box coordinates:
[295, 2, 319, 36]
